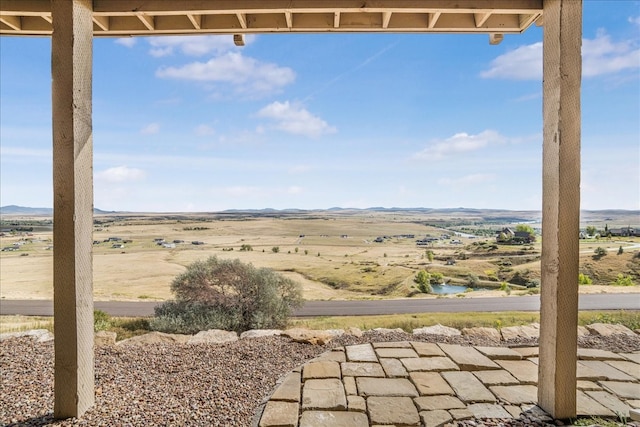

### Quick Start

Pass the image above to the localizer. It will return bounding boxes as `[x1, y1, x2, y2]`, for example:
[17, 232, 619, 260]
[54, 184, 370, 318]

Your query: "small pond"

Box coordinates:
[430, 283, 472, 295]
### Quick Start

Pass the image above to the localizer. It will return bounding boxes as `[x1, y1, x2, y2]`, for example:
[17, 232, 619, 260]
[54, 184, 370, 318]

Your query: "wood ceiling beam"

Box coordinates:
[135, 13, 154, 30]
[0, 15, 21, 30]
[93, 15, 109, 31]
[474, 12, 491, 27]
[187, 14, 202, 30]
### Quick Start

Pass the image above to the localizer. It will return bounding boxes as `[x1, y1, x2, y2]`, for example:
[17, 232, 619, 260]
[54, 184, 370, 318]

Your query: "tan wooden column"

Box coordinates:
[51, 0, 95, 418]
[538, 0, 582, 419]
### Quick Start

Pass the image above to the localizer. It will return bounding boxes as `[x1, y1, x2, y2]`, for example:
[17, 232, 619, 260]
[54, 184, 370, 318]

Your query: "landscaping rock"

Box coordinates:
[283, 328, 332, 345]
[117, 331, 190, 345]
[413, 324, 461, 336]
[95, 331, 117, 346]
[586, 323, 636, 337]
[188, 329, 238, 344]
[240, 329, 282, 339]
[462, 327, 501, 342]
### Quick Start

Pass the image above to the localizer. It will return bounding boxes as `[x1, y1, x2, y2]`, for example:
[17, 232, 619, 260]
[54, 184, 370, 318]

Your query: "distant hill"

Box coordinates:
[0, 205, 114, 216]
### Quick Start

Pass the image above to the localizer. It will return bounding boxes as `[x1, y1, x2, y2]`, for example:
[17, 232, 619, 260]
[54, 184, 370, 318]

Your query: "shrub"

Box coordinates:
[94, 309, 111, 332]
[618, 246, 624, 255]
[239, 244, 253, 251]
[614, 274, 635, 287]
[593, 247, 607, 259]
[429, 272, 444, 285]
[578, 273, 592, 285]
[467, 274, 480, 287]
[271, 246, 280, 253]
[151, 256, 303, 334]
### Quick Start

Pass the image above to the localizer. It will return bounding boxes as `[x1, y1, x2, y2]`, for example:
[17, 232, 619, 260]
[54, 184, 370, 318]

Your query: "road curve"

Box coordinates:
[1, 294, 638, 318]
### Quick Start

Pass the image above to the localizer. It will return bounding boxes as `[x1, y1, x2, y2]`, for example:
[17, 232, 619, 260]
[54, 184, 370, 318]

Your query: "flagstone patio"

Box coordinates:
[255, 342, 640, 426]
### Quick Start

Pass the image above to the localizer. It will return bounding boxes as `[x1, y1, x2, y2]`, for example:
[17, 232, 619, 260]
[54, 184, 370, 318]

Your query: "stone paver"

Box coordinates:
[450, 408, 474, 420]
[379, 358, 408, 377]
[356, 377, 419, 397]
[258, 340, 640, 427]
[579, 360, 635, 382]
[577, 390, 615, 416]
[473, 369, 520, 386]
[341, 362, 385, 377]
[496, 360, 539, 385]
[373, 341, 411, 348]
[420, 409, 453, 427]
[270, 372, 301, 402]
[302, 379, 347, 410]
[474, 346, 523, 360]
[367, 396, 420, 426]
[461, 327, 501, 342]
[409, 372, 455, 396]
[375, 347, 419, 358]
[513, 347, 539, 358]
[410, 341, 446, 357]
[414, 324, 461, 336]
[605, 360, 640, 380]
[303, 361, 341, 380]
[439, 343, 500, 370]
[577, 348, 626, 361]
[490, 385, 538, 405]
[343, 376, 357, 395]
[347, 395, 367, 412]
[441, 371, 496, 403]
[299, 411, 369, 427]
[401, 356, 459, 372]
[259, 401, 299, 427]
[601, 381, 640, 399]
[586, 390, 632, 417]
[346, 344, 378, 362]
[586, 323, 636, 337]
[621, 353, 640, 364]
[500, 324, 539, 341]
[414, 395, 466, 411]
[467, 403, 512, 418]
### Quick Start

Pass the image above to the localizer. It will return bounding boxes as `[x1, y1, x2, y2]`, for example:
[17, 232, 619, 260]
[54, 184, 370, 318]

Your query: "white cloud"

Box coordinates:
[156, 52, 295, 95]
[481, 30, 639, 80]
[287, 186, 303, 194]
[115, 38, 136, 48]
[414, 130, 507, 159]
[140, 123, 160, 135]
[147, 35, 254, 57]
[95, 166, 146, 183]
[257, 101, 336, 138]
[629, 16, 640, 26]
[0, 146, 51, 158]
[437, 173, 496, 187]
[194, 124, 215, 136]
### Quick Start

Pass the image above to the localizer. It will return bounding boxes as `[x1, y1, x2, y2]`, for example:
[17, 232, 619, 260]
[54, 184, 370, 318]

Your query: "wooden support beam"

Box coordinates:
[135, 12, 154, 30]
[93, 15, 109, 31]
[474, 12, 491, 27]
[0, 14, 21, 30]
[428, 11, 441, 28]
[538, 0, 582, 420]
[381, 11, 392, 28]
[284, 11, 293, 28]
[236, 12, 247, 28]
[51, 0, 95, 419]
[187, 13, 201, 29]
[334, 11, 340, 28]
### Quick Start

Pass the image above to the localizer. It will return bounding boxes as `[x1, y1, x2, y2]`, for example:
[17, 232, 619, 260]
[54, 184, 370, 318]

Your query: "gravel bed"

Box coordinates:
[2, 331, 639, 426]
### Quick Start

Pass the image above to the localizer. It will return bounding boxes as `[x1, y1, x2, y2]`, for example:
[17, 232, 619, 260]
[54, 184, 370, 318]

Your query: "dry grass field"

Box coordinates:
[1, 209, 638, 301]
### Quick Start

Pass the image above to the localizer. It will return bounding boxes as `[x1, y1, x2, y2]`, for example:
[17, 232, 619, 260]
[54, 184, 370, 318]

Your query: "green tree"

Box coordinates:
[151, 256, 303, 333]
[467, 274, 480, 287]
[429, 272, 444, 285]
[239, 244, 253, 251]
[426, 250, 434, 262]
[413, 270, 432, 293]
[585, 226, 597, 236]
[515, 224, 536, 242]
[271, 246, 280, 253]
[618, 246, 624, 255]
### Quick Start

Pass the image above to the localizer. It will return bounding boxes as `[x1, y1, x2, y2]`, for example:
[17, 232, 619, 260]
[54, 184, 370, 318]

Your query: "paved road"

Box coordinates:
[1, 294, 638, 317]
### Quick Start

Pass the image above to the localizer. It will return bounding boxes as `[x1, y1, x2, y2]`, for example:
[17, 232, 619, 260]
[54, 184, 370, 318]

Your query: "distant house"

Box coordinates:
[191, 241, 205, 245]
[374, 237, 384, 243]
[1, 246, 17, 252]
[497, 227, 535, 244]
[111, 243, 124, 249]
[609, 227, 637, 237]
[162, 243, 176, 249]
[107, 237, 122, 242]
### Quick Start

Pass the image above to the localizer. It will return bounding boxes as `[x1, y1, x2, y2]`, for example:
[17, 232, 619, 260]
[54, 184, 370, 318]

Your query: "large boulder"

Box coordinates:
[500, 323, 540, 341]
[0, 329, 54, 343]
[118, 331, 191, 345]
[95, 331, 117, 346]
[462, 327, 501, 342]
[413, 324, 461, 337]
[240, 329, 282, 340]
[586, 323, 636, 337]
[282, 328, 332, 345]
[188, 329, 238, 344]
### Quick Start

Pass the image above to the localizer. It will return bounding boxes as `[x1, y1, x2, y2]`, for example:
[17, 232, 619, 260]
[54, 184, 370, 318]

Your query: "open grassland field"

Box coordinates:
[1, 209, 638, 301]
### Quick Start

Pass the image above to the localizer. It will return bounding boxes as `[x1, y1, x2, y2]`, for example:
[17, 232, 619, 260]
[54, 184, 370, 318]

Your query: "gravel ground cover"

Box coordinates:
[2, 331, 640, 426]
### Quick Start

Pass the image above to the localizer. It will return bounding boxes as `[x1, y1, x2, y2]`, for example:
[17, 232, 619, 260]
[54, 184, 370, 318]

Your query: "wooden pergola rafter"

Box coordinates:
[0, 0, 582, 421]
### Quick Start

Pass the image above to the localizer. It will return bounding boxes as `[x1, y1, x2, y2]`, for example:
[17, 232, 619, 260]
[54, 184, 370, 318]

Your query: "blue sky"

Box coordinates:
[1, 1, 639, 212]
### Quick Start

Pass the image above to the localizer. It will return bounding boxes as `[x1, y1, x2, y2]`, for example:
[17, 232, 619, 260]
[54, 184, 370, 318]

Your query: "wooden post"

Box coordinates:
[538, 0, 582, 419]
[51, 0, 95, 418]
